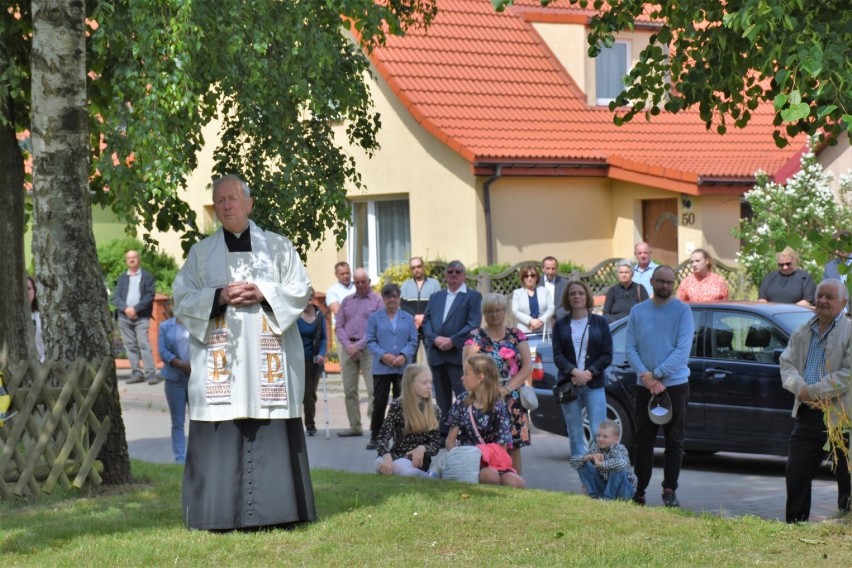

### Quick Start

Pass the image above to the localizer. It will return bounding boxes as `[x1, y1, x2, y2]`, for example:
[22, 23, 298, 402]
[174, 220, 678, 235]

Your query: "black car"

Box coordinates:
[529, 302, 815, 457]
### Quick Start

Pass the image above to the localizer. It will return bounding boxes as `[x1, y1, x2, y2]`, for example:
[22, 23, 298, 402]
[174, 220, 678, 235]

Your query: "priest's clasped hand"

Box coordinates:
[222, 281, 266, 307]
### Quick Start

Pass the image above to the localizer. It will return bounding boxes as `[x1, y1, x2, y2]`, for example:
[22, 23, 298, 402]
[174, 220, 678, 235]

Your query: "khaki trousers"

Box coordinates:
[339, 346, 374, 431]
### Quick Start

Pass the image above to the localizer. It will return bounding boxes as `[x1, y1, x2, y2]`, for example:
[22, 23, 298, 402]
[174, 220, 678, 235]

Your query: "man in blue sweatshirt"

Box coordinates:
[626, 265, 694, 508]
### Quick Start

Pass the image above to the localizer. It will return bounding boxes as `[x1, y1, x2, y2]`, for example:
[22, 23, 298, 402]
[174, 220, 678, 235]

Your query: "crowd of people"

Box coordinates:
[25, 173, 846, 531]
[323, 242, 849, 524]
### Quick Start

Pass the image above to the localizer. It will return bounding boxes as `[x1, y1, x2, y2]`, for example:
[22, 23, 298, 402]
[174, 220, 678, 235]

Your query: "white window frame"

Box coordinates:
[595, 40, 631, 106]
[348, 198, 410, 281]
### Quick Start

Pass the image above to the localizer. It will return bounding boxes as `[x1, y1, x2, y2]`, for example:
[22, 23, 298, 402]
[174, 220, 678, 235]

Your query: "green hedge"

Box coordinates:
[98, 238, 179, 299]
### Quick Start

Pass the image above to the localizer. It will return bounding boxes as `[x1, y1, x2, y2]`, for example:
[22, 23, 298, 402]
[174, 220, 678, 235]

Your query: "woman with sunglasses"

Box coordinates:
[511, 263, 555, 335]
[758, 247, 816, 306]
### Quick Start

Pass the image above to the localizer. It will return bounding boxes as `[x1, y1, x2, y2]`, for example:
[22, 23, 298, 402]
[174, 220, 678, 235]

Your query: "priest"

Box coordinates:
[173, 174, 315, 530]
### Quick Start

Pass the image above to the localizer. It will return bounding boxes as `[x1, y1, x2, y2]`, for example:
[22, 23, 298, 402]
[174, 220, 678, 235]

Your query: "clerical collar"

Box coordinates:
[224, 226, 252, 252]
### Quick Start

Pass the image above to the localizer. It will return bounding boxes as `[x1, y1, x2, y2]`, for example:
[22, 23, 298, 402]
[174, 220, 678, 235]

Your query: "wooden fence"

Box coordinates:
[0, 358, 111, 499]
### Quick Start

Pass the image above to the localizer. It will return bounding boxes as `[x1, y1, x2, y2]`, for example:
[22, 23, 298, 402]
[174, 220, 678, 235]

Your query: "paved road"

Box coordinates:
[118, 371, 844, 522]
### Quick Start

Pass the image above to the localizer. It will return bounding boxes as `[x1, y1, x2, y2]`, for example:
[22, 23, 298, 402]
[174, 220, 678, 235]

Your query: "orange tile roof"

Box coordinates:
[367, 0, 802, 193]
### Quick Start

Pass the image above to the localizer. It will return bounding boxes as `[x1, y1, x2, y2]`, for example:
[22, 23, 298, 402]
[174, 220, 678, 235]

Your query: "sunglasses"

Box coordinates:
[777, 262, 793, 268]
[522, 274, 537, 279]
[446, 269, 463, 275]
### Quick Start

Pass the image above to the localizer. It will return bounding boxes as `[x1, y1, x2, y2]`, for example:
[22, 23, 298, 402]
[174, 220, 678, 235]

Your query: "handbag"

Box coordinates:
[468, 406, 516, 473]
[437, 446, 481, 483]
[553, 380, 577, 404]
[519, 385, 539, 411]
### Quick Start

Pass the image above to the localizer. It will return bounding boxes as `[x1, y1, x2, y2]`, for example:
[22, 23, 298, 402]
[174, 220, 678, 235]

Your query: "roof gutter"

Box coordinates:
[482, 165, 502, 266]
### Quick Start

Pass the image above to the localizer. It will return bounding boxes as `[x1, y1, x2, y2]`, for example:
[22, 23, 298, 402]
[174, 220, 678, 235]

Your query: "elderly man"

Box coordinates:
[626, 266, 694, 508]
[173, 174, 315, 530]
[335, 268, 383, 437]
[422, 260, 482, 439]
[632, 242, 659, 298]
[113, 250, 157, 384]
[780, 278, 852, 523]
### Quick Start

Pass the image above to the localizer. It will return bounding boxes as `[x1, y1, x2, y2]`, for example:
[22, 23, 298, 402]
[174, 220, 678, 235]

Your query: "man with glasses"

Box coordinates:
[626, 266, 694, 508]
[422, 260, 482, 441]
[400, 257, 441, 361]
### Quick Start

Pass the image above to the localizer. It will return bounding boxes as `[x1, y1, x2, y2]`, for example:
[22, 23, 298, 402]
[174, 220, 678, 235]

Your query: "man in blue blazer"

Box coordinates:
[366, 283, 418, 449]
[422, 260, 483, 439]
[540, 256, 569, 324]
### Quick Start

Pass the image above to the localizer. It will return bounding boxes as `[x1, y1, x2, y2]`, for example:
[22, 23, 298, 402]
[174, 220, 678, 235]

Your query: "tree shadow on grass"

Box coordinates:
[0, 462, 518, 556]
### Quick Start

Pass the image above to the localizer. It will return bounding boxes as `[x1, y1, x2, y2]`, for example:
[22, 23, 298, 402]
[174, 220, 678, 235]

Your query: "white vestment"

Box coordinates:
[173, 221, 310, 421]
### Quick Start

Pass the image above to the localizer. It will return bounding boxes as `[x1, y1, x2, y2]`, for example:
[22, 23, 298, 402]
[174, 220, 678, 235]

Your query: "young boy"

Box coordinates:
[569, 420, 636, 500]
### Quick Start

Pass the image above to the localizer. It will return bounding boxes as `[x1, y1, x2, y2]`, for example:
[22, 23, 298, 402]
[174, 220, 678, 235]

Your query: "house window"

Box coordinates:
[596, 41, 629, 105]
[350, 198, 411, 280]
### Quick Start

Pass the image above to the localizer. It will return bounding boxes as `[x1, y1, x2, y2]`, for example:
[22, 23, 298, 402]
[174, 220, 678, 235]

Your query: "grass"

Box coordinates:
[2, 461, 851, 566]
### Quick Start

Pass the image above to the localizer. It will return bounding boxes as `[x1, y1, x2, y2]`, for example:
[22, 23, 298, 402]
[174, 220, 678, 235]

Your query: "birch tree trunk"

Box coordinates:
[0, 87, 30, 367]
[31, 0, 130, 484]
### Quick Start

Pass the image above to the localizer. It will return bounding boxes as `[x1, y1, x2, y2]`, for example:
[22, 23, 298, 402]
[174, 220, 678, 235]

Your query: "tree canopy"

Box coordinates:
[3, 0, 438, 257]
[495, 0, 851, 147]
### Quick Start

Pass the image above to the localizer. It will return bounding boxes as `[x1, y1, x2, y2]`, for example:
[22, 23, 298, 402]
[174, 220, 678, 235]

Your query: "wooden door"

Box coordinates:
[641, 198, 678, 267]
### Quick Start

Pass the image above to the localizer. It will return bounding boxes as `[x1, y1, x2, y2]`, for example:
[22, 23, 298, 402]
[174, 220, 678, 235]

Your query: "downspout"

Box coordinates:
[482, 165, 502, 266]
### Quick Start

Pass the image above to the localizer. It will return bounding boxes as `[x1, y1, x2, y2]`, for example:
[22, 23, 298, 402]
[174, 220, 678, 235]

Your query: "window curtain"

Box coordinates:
[375, 200, 410, 272]
[596, 43, 627, 102]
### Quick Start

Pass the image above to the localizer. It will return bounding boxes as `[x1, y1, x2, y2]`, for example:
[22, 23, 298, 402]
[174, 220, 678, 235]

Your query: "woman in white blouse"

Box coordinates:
[511, 263, 554, 335]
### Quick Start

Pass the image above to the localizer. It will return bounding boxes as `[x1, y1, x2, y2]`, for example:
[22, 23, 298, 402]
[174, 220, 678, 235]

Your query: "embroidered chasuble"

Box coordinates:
[173, 221, 311, 421]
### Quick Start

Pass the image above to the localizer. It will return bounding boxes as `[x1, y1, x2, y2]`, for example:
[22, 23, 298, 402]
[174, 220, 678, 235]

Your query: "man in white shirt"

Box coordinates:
[325, 261, 355, 316]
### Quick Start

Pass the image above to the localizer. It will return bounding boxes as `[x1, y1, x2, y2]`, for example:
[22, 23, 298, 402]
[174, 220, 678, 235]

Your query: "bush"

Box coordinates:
[732, 143, 852, 287]
[98, 237, 179, 299]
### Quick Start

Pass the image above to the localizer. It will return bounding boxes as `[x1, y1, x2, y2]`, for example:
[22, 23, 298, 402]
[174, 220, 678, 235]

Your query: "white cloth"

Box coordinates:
[173, 221, 311, 421]
[571, 317, 589, 371]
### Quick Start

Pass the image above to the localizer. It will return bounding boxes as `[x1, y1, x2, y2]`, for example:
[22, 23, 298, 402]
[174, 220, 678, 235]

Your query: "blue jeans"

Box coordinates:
[577, 462, 635, 500]
[560, 385, 607, 457]
[164, 375, 189, 463]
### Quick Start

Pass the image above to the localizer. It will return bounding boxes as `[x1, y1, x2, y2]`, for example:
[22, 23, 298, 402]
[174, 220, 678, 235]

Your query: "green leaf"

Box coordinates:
[773, 93, 788, 111]
[789, 89, 802, 105]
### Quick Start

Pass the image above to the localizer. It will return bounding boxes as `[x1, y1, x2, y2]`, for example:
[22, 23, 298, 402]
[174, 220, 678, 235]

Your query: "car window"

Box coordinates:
[710, 312, 787, 362]
[691, 310, 705, 357]
[611, 323, 626, 353]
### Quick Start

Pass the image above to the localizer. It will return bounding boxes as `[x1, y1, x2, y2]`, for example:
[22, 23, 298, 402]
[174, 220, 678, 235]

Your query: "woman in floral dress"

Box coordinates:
[462, 293, 532, 474]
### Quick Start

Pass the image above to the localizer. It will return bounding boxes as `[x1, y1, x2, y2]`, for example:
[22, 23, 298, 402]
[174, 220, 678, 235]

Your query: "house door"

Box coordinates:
[642, 198, 678, 267]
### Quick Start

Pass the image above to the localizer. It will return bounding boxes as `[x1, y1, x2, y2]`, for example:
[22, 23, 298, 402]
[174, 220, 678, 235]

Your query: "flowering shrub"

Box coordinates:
[732, 144, 852, 288]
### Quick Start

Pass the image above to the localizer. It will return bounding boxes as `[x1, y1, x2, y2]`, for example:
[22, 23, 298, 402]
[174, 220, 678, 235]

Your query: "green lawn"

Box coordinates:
[1, 461, 850, 566]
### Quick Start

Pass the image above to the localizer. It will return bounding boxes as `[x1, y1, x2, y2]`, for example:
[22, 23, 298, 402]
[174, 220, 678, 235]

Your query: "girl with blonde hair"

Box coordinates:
[375, 364, 441, 477]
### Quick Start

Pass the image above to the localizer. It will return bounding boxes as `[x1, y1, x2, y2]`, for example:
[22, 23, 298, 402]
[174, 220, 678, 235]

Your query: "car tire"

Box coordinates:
[582, 397, 633, 455]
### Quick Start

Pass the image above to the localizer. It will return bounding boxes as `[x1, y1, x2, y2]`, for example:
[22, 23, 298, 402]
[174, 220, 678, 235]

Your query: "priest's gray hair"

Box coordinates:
[212, 174, 251, 198]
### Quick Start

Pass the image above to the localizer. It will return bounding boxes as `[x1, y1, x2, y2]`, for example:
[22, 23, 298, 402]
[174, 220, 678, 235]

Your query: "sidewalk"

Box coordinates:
[117, 370, 843, 522]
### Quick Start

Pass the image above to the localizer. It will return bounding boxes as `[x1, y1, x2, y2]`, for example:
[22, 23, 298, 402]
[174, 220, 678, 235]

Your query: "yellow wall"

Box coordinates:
[532, 22, 588, 91]
[681, 194, 741, 266]
[817, 138, 852, 200]
[489, 176, 614, 268]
